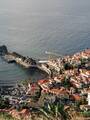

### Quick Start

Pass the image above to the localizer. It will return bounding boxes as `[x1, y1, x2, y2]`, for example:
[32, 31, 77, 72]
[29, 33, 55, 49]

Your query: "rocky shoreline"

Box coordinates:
[0, 45, 51, 76]
[0, 46, 90, 120]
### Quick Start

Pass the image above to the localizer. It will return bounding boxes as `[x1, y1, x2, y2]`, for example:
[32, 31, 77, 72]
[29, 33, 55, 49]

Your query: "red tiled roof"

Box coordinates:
[71, 94, 81, 101]
[38, 79, 49, 85]
[48, 88, 69, 95]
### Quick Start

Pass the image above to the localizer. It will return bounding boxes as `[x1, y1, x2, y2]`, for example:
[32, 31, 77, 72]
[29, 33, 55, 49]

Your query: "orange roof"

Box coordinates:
[84, 49, 90, 54]
[38, 79, 49, 85]
[71, 94, 81, 101]
[48, 88, 68, 95]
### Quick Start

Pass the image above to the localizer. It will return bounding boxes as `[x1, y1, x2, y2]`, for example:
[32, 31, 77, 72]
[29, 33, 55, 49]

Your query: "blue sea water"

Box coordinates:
[0, 0, 90, 86]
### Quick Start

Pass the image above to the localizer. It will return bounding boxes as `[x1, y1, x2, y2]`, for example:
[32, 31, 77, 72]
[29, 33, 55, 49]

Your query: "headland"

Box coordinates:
[0, 45, 90, 120]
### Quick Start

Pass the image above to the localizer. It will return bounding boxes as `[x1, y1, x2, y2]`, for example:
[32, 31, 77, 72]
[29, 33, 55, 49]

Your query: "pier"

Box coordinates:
[0, 45, 51, 76]
[0, 45, 90, 78]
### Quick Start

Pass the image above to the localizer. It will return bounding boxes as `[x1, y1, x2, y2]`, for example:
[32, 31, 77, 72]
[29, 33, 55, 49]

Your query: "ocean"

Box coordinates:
[0, 0, 90, 86]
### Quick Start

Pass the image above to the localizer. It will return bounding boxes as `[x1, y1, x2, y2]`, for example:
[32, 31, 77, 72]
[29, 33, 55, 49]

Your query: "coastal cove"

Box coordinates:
[0, 56, 48, 87]
[0, 0, 90, 86]
[0, 48, 90, 120]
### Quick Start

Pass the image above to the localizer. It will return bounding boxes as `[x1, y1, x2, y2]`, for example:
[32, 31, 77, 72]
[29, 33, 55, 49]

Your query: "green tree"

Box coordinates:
[39, 103, 70, 120]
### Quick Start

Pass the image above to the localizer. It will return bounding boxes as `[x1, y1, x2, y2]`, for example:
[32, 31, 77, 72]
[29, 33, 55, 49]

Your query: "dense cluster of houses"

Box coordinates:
[2, 49, 89, 109]
[0, 48, 90, 119]
[37, 49, 90, 108]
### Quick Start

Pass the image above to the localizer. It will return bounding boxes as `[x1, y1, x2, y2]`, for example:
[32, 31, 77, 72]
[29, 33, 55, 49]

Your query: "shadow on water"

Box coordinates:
[0, 67, 48, 93]
[0, 56, 48, 88]
[14, 63, 48, 82]
[25, 67, 48, 82]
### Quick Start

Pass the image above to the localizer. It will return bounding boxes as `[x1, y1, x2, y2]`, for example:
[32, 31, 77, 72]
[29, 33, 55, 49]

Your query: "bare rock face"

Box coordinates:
[0, 45, 8, 55]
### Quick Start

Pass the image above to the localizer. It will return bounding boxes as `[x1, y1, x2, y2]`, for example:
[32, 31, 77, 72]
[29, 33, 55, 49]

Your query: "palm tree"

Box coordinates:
[39, 103, 70, 120]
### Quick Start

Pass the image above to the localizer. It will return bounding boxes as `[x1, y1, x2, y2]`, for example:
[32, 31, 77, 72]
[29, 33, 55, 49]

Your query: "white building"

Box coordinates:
[87, 93, 90, 106]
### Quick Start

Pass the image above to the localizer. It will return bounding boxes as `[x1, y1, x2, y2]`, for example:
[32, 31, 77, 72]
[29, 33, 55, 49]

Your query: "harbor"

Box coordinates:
[0, 45, 90, 81]
[0, 45, 51, 77]
[0, 45, 90, 120]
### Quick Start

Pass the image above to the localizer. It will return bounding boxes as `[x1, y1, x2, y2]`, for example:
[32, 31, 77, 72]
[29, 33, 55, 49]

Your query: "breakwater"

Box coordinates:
[0, 45, 90, 88]
[0, 48, 90, 120]
[0, 45, 51, 76]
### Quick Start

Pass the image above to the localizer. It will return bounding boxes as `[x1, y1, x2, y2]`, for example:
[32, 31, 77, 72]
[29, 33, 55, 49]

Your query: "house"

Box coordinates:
[87, 93, 90, 106]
